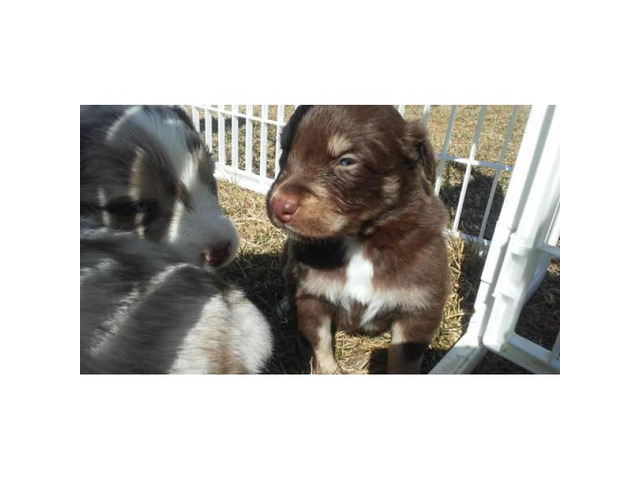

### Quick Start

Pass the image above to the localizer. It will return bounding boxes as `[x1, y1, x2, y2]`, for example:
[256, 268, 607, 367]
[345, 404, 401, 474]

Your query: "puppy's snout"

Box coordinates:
[204, 241, 232, 267]
[271, 194, 299, 224]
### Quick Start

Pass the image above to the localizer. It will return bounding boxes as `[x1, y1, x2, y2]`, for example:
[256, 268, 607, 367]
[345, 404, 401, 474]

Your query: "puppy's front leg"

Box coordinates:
[388, 314, 441, 374]
[296, 295, 340, 374]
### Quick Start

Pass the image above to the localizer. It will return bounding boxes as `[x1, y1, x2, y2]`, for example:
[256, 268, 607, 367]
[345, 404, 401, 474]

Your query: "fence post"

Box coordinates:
[431, 105, 558, 374]
[481, 107, 560, 373]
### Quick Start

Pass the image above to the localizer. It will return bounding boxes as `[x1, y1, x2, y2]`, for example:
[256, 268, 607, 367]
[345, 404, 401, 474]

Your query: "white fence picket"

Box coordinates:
[245, 104, 253, 174]
[275, 105, 284, 177]
[422, 105, 431, 127]
[231, 105, 239, 171]
[434, 105, 457, 197]
[452, 106, 486, 232]
[217, 105, 226, 166]
[479, 106, 519, 240]
[260, 105, 268, 179]
[204, 109, 212, 150]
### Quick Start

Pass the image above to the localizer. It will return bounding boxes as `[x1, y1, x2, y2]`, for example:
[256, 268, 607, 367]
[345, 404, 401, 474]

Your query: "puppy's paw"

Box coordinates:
[275, 298, 290, 319]
[311, 359, 343, 375]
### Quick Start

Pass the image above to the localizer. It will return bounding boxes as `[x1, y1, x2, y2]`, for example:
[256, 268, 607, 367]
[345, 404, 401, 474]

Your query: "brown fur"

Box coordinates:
[267, 106, 450, 374]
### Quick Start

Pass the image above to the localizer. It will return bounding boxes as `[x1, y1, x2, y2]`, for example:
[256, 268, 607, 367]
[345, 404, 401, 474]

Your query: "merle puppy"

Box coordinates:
[266, 106, 450, 374]
[81, 105, 238, 268]
[80, 105, 272, 373]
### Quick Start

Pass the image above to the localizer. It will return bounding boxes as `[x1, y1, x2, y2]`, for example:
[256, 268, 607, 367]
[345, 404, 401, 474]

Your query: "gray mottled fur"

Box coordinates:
[80, 105, 239, 267]
[80, 106, 272, 373]
[81, 219, 273, 373]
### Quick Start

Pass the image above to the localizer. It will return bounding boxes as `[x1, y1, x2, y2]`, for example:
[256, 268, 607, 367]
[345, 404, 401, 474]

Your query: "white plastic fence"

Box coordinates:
[183, 104, 560, 373]
[432, 105, 560, 374]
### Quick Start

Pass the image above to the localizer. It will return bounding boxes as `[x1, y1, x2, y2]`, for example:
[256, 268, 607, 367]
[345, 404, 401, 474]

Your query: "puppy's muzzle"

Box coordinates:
[203, 241, 233, 267]
[270, 193, 299, 224]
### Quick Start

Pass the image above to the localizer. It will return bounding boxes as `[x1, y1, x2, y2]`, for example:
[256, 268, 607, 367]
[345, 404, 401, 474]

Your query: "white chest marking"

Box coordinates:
[344, 244, 374, 302]
[301, 240, 432, 328]
[343, 242, 384, 325]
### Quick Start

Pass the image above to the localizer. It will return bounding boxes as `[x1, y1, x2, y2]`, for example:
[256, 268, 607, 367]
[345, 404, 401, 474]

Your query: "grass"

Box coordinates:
[205, 105, 560, 374]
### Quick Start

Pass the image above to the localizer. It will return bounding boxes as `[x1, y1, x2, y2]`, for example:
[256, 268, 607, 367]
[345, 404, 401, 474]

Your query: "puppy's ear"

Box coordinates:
[280, 105, 313, 151]
[402, 121, 437, 195]
[278, 105, 313, 172]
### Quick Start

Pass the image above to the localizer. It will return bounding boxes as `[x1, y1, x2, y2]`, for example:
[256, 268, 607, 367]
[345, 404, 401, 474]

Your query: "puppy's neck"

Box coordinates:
[290, 237, 347, 270]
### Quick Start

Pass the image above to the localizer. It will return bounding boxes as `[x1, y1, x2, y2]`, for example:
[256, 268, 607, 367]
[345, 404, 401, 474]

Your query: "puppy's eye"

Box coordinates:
[107, 200, 157, 217]
[133, 201, 151, 213]
[338, 157, 356, 167]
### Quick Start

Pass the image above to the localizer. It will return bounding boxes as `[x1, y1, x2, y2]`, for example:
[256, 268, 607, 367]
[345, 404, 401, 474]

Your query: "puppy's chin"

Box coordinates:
[281, 221, 357, 244]
[167, 241, 239, 271]
[282, 227, 339, 244]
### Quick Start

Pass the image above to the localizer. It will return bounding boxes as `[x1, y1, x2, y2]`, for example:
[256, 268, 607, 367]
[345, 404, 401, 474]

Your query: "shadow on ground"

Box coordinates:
[220, 252, 303, 374]
[439, 165, 507, 241]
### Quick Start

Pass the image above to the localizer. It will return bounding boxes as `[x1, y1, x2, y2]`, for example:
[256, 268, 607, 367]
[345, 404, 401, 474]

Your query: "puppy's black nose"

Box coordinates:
[271, 194, 299, 224]
[204, 241, 232, 267]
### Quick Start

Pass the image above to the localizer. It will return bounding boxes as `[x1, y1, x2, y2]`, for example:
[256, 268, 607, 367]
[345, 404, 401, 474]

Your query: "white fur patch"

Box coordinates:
[97, 188, 111, 228]
[167, 201, 186, 243]
[169, 294, 228, 374]
[226, 290, 274, 374]
[88, 284, 144, 357]
[169, 289, 273, 374]
[344, 240, 383, 325]
[106, 106, 142, 141]
[300, 239, 432, 327]
[344, 241, 374, 301]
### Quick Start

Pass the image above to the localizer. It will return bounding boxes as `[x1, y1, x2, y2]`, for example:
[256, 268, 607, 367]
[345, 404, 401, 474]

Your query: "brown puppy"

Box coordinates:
[266, 106, 450, 373]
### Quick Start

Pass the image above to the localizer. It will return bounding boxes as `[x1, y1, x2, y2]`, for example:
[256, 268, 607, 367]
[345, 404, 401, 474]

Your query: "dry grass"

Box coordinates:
[208, 105, 559, 374]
